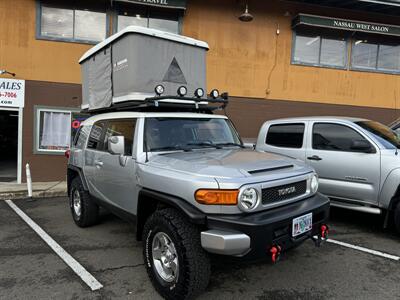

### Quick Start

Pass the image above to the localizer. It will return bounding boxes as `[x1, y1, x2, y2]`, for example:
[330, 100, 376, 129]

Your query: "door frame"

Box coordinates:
[0, 107, 23, 184]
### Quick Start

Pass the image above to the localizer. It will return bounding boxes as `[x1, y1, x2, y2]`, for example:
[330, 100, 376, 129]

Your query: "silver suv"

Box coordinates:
[256, 117, 400, 233]
[67, 111, 329, 299]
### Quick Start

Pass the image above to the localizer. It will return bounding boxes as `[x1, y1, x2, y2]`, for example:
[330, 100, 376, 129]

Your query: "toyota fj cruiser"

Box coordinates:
[67, 26, 330, 299]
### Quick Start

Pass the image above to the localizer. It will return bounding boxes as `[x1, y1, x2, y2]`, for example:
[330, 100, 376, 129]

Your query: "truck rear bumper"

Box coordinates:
[201, 192, 330, 259]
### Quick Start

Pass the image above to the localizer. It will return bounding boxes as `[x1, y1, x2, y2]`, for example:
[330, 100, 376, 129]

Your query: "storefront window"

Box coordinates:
[38, 1, 107, 43]
[378, 45, 400, 71]
[35, 107, 79, 154]
[116, 4, 180, 34]
[293, 31, 348, 68]
[351, 41, 378, 70]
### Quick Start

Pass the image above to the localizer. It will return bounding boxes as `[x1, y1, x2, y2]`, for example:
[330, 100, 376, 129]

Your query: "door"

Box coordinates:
[94, 119, 138, 213]
[0, 110, 19, 182]
[306, 122, 380, 205]
[83, 120, 107, 199]
[261, 122, 307, 161]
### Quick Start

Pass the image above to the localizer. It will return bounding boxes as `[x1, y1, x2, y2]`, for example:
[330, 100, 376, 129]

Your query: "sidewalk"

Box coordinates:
[0, 181, 67, 200]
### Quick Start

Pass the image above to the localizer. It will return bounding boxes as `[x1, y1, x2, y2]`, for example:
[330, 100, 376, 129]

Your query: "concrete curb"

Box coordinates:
[0, 190, 67, 201]
[0, 181, 67, 200]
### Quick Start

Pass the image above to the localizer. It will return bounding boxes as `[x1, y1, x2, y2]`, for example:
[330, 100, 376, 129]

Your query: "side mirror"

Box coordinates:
[108, 136, 125, 155]
[350, 140, 375, 153]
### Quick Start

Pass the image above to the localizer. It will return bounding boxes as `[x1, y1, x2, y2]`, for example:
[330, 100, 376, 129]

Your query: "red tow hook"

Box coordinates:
[270, 245, 282, 264]
[320, 224, 329, 240]
[313, 224, 329, 247]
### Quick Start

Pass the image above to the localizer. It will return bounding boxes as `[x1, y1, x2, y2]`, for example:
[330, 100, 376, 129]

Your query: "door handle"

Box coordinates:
[94, 160, 103, 167]
[307, 155, 322, 161]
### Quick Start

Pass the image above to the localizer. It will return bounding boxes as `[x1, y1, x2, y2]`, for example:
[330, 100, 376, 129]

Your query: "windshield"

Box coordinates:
[145, 117, 242, 152]
[355, 120, 400, 149]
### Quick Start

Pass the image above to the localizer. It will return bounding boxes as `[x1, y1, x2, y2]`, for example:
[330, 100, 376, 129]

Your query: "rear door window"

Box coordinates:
[87, 121, 106, 150]
[74, 125, 91, 149]
[266, 123, 305, 148]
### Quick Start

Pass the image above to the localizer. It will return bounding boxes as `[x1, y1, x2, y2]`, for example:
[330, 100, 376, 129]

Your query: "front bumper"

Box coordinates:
[201, 192, 330, 259]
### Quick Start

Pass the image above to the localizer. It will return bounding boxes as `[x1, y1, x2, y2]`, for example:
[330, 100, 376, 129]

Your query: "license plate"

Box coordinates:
[292, 213, 313, 237]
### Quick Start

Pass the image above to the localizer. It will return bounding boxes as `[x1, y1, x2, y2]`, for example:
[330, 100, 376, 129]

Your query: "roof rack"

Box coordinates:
[82, 94, 229, 115]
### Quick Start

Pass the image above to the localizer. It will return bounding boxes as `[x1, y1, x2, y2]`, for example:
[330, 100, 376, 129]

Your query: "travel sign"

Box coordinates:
[117, 0, 186, 9]
[293, 14, 400, 37]
[0, 78, 25, 108]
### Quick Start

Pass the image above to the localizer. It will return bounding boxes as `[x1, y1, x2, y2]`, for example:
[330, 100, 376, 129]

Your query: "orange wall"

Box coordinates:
[2, 0, 400, 110]
[183, 0, 400, 110]
[0, 0, 90, 84]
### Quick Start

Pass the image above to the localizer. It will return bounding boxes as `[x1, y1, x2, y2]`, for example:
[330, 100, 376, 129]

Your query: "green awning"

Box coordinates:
[113, 0, 186, 9]
[293, 14, 400, 37]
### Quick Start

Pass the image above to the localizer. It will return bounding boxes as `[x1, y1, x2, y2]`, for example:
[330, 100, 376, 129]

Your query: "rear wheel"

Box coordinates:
[69, 177, 99, 227]
[394, 203, 400, 234]
[143, 208, 211, 300]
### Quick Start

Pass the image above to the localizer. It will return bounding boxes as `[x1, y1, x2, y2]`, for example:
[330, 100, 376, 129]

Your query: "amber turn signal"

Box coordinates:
[195, 189, 239, 205]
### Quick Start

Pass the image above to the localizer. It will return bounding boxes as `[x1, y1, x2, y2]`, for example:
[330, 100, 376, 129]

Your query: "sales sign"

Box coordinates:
[0, 78, 25, 108]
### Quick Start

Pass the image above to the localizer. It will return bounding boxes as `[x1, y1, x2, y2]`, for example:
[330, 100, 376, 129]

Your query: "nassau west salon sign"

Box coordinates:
[0, 78, 25, 108]
[293, 14, 400, 37]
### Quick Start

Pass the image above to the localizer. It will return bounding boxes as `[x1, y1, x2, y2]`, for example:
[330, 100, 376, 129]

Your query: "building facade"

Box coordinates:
[1, 0, 400, 183]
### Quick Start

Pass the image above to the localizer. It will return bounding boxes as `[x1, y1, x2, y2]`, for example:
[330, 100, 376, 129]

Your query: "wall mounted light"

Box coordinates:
[0, 69, 16, 77]
[239, 3, 254, 22]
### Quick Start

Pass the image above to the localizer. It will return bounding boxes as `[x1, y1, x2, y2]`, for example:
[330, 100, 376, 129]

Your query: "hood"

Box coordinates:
[148, 148, 309, 179]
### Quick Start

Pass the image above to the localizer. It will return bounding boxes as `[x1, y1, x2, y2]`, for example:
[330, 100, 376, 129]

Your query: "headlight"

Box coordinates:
[154, 84, 165, 96]
[239, 188, 259, 211]
[194, 88, 204, 98]
[177, 86, 187, 97]
[210, 89, 220, 99]
[310, 174, 319, 194]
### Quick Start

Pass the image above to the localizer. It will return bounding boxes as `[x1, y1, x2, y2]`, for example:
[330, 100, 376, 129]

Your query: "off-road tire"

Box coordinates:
[69, 177, 99, 227]
[394, 202, 400, 234]
[142, 208, 211, 300]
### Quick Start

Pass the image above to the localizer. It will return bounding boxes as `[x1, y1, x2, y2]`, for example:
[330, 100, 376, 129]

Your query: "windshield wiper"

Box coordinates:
[216, 142, 245, 148]
[149, 146, 192, 152]
[186, 142, 222, 149]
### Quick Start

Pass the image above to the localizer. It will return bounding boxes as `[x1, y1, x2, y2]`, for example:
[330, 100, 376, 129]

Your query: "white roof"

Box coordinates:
[82, 112, 227, 126]
[79, 26, 209, 63]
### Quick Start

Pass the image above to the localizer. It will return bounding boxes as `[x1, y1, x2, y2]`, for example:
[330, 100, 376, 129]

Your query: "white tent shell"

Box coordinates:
[79, 26, 209, 111]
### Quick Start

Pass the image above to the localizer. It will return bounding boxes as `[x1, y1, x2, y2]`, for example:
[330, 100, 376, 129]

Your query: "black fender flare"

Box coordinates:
[67, 165, 89, 195]
[136, 188, 206, 240]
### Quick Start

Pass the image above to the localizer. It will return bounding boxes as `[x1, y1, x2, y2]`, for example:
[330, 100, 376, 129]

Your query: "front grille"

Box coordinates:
[262, 180, 307, 205]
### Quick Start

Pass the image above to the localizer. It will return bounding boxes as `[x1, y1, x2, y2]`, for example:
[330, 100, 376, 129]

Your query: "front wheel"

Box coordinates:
[143, 208, 211, 300]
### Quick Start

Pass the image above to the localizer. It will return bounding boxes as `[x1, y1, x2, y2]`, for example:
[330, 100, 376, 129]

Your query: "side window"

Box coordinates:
[74, 125, 91, 150]
[313, 123, 368, 152]
[266, 123, 305, 148]
[103, 119, 136, 156]
[87, 121, 106, 150]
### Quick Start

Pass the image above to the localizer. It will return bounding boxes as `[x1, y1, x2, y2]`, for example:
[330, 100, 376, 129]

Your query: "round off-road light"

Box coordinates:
[310, 174, 319, 194]
[210, 89, 220, 99]
[177, 86, 187, 97]
[239, 188, 259, 211]
[154, 85, 165, 96]
[194, 88, 205, 98]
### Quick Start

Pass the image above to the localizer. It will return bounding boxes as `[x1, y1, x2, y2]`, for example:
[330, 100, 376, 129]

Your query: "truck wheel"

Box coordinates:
[142, 208, 211, 300]
[395, 203, 400, 234]
[69, 177, 99, 227]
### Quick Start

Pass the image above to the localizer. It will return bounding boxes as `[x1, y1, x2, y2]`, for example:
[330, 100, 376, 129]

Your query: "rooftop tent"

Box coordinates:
[79, 26, 209, 111]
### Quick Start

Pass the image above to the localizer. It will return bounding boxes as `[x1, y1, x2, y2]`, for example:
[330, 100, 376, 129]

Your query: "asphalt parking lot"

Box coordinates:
[1, 197, 399, 300]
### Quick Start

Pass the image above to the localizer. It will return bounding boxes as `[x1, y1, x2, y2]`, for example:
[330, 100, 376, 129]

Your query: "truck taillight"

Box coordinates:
[65, 150, 70, 159]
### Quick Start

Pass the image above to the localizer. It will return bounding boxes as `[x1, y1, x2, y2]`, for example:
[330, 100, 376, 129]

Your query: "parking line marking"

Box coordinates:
[5, 200, 103, 291]
[325, 238, 400, 261]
